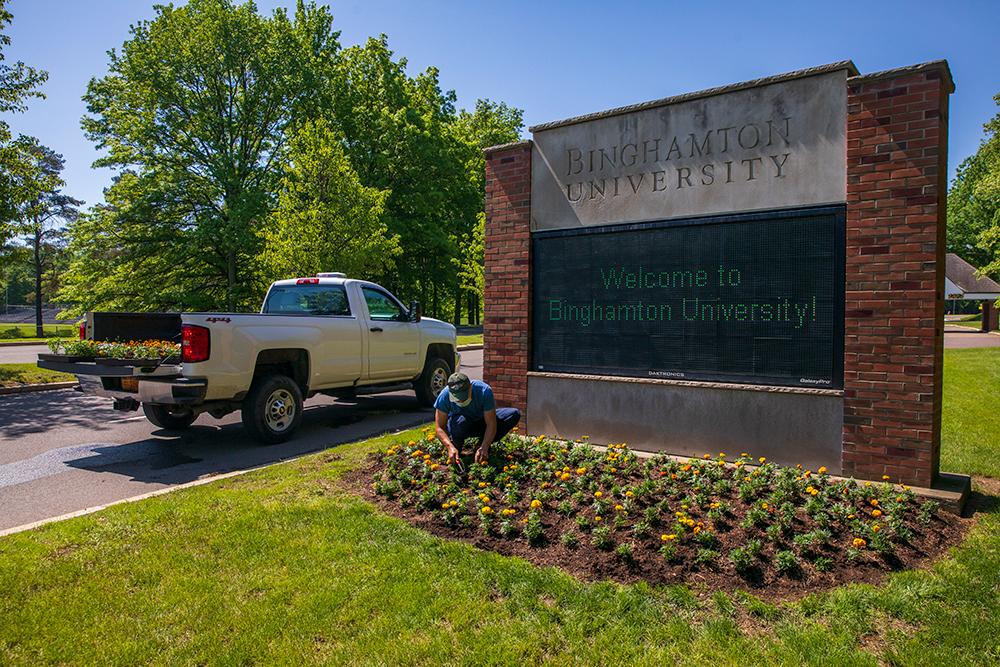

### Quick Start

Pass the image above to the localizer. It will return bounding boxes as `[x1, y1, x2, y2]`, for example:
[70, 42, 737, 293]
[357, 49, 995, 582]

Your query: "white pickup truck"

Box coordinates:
[37, 274, 459, 443]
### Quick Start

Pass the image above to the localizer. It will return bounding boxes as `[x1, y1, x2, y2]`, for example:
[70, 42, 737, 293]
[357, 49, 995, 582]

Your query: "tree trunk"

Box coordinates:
[227, 249, 236, 312]
[33, 218, 43, 338]
[453, 288, 462, 327]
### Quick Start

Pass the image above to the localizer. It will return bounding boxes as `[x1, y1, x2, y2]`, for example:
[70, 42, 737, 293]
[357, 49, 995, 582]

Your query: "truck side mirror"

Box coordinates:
[409, 300, 422, 323]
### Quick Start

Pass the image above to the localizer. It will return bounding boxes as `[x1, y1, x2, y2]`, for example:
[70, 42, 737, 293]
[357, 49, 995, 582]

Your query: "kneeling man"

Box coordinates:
[434, 372, 521, 465]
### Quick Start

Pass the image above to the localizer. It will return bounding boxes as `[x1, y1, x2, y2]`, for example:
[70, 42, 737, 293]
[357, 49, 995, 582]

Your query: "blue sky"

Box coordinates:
[2, 0, 999, 210]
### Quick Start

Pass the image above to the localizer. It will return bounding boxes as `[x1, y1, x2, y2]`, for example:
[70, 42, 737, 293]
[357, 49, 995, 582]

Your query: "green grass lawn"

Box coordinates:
[457, 333, 483, 346]
[0, 350, 998, 664]
[0, 323, 77, 342]
[0, 363, 75, 388]
[941, 348, 1000, 479]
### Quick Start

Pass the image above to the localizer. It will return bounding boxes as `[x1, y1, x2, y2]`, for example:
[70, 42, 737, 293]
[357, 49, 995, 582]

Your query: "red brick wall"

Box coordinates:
[483, 141, 532, 414]
[842, 63, 952, 486]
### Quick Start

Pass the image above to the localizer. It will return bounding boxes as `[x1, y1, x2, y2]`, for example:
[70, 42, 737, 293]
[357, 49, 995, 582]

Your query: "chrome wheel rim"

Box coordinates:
[265, 388, 296, 432]
[430, 366, 448, 396]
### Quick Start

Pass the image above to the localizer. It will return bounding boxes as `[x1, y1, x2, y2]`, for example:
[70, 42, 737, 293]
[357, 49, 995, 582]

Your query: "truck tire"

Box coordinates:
[142, 404, 197, 430]
[241, 374, 304, 444]
[415, 356, 451, 407]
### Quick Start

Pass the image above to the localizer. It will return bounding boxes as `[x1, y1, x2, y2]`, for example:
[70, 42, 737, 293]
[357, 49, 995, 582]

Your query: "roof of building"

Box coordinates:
[946, 253, 1000, 297]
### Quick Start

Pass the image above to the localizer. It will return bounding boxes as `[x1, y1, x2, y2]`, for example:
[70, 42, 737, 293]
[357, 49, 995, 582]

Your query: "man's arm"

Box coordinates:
[475, 409, 498, 464]
[436, 409, 460, 464]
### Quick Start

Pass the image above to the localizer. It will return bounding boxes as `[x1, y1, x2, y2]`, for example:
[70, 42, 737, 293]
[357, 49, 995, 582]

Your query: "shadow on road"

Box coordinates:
[61, 395, 432, 486]
[0, 389, 119, 438]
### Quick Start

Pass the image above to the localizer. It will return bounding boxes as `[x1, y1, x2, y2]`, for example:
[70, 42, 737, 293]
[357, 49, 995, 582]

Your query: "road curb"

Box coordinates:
[0, 340, 53, 347]
[0, 381, 78, 396]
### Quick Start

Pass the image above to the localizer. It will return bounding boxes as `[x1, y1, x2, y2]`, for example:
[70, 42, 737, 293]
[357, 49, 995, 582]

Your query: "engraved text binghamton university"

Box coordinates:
[562, 117, 792, 203]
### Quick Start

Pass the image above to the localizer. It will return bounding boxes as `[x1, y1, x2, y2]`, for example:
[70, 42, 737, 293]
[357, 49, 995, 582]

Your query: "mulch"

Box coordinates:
[343, 458, 976, 602]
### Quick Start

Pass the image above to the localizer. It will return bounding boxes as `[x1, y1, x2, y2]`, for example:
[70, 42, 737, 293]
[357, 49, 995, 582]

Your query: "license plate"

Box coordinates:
[121, 377, 139, 392]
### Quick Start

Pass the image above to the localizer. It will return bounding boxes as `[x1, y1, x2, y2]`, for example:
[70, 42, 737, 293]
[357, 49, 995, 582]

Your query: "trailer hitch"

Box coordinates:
[113, 397, 140, 412]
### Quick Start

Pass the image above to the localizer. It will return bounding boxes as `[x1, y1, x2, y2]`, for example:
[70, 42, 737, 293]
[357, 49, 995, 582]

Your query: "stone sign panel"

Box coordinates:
[531, 68, 848, 231]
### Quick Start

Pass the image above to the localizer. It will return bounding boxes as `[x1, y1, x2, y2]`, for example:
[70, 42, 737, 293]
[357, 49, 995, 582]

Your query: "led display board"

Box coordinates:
[531, 206, 845, 388]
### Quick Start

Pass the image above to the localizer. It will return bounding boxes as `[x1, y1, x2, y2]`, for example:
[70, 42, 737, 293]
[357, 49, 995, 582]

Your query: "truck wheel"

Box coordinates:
[142, 404, 197, 430]
[242, 374, 304, 444]
[415, 357, 451, 407]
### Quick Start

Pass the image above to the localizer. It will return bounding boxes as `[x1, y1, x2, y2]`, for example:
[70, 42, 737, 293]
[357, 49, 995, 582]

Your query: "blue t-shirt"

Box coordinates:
[434, 380, 496, 420]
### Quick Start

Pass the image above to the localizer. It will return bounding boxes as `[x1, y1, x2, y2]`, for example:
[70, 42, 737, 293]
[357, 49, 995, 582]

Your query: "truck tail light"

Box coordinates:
[181, 324, 210, 363]
[296, 277, 320, 284]
[79, 321, 86, 340]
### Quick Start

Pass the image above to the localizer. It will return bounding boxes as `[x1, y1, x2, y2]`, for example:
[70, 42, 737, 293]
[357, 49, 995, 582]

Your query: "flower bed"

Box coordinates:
[45, 338, 180, 362]
[355, 430, 965, 597]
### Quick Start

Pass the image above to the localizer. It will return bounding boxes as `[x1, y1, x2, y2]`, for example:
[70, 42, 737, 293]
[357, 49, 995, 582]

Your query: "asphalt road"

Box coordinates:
[0, 349, 483, 532]
[0, 344, 51, 364]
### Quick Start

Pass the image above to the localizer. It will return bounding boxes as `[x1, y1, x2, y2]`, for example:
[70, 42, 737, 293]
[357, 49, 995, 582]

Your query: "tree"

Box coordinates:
[12, 142, 82, 335]
[448, 100, 523, 323]
[0, 0, 48, 243]
[328, 37, 522, 321]
[260, 119, 399, 281]
[948, 92, 1000, 276]
[69, 0, 340, 312]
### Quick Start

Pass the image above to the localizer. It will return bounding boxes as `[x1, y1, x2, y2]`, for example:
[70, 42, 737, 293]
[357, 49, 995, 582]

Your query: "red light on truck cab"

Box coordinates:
[296, 278, 320, 285]
[79, 321, 86, 340]
[181, 324, 211, 363]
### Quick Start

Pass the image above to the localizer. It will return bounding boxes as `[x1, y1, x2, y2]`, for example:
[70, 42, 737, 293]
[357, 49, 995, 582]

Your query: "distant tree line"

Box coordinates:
[54, 0, 522, 322]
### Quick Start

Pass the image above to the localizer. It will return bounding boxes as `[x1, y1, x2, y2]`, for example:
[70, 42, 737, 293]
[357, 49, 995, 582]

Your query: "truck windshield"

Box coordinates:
[262, 284, 351, 316]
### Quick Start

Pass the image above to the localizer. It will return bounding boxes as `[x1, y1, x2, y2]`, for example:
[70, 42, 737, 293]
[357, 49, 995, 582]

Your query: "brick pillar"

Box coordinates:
[843, 62, 953, 486]
[483, 140, 532, 415]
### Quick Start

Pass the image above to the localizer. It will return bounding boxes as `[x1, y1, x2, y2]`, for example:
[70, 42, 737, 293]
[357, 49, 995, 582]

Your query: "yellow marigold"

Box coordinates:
[818, 466, 828, 474]
[481, 506, 493, 515]
[741, 452, 749, 457]
[479, 482, 487, 488]
[872, 524, 881, 533]
[810, 489, 819, 496]
[661, 534, 676, 541]
[408, 441, 416, 446]
[426, 434, 434, 442]
[625, 491, 634, 498]
[703, 454, 711, 460]
[614, 504, 624, 511]
[430, 464, 440, 471]
[693, 526, 701, 534]
[594, 516, 602, 522]
[852, 537, 866, 548]
[560, 473, 571, 482]
[441, 502, 450, 509]
[594, 491, 603, 498]
[530, 499, 542, 509]
[847, 514, 855, 519]
[882, 475, 890, 481]
[576, 467, 587, 475]
[718, 452, 726, 458]
[761, 502, 769, 510]
[758, 457, 766, 464]
[610, 467, 617, 473]
[872, 509, 882, 517]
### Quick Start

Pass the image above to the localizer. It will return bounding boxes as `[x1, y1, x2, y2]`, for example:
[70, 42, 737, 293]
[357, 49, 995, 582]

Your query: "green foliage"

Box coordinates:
[774, 550, 800, 575]
[591, 525, 613, 550]
[948, 92, 1000, 276]
[614, 542, 634, 562]
[65, 0, 342, 313]
[0, 0, 49, 242]
[559, 531, 579, 548]
[260, 119, 398, 281]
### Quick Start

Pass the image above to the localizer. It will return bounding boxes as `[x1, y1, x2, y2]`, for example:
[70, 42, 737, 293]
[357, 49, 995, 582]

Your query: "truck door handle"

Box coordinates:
[370, 326, 383, 332]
